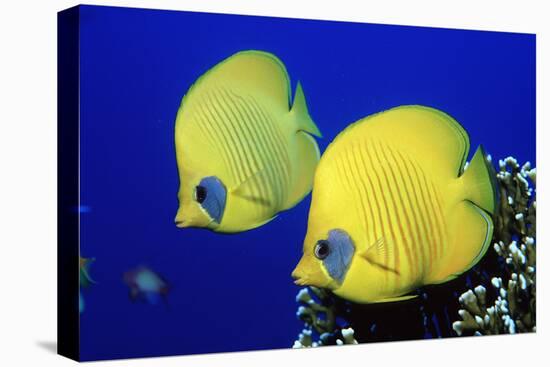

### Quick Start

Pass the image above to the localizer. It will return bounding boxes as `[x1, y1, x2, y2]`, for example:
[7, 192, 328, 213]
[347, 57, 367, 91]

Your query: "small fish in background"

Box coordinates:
[72, 205, 92, 214]
[174, 50, 322, 233]
[79, 256, 95, 313]
[123, 267, 169, 305]
[292, 105, 498, 304]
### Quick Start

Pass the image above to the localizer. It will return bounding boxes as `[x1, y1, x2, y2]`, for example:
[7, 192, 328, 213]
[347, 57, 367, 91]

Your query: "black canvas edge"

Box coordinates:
[57, 5, 80, 361]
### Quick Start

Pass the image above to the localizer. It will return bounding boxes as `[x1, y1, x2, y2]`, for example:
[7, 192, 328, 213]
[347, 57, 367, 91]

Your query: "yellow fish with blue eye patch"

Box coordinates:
[174, 50, 322, 233]
[292, 105, 498, 304]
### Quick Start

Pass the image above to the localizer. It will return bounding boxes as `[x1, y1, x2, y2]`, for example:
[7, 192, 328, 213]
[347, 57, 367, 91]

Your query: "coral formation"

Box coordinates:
[293, 287, 357, 348]
[452, 157, 536, 336]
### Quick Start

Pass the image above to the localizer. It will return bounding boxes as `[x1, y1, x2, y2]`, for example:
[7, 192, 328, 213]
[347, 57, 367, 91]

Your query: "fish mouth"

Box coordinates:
[291, 269, 309, 286]
[293, 278, 308, 286]
[175, 219, 187, 228]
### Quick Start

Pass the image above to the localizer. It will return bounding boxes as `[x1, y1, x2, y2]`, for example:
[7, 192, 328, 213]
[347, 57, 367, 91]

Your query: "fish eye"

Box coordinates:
[194, 185, 207, 203]
[314, 240, 330, 260]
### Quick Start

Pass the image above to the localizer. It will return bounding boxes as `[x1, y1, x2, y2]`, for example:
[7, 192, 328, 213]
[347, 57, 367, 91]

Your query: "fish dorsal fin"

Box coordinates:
[187, 50, 291, 111]
[332, 105, 470, 180]
[359, 237, 400, 275]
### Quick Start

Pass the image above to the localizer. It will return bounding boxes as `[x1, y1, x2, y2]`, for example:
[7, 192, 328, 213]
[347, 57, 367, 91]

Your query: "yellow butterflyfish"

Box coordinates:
[174, 50, 322, 233]
[292, 105, 497, 304]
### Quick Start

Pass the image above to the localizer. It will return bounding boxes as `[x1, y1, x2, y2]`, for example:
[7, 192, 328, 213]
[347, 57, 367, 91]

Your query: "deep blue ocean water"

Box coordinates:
[77, 5, 535, 360]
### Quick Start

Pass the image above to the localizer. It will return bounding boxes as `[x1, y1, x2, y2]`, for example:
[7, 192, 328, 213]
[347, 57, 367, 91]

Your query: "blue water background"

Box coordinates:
[77, 5, 535, 360]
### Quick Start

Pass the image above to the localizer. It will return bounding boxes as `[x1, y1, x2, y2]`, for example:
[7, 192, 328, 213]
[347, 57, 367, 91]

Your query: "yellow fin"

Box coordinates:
[338, 105, 470, 179]
[187, 50, 291, 111]
[373, 294, 418, 303]
[427, 200, 493, 284]
[230, 168, 273, 208]
[362, 237, 389, 261]
[359, 237, 400, 276]
[216, 214, 278, 233]
[283, 132, 320, 209]
[430, 273, 459, 285]
[459, 145, 498, 214]
[290, 82, 322, 137]
[283, 82, 322, 209]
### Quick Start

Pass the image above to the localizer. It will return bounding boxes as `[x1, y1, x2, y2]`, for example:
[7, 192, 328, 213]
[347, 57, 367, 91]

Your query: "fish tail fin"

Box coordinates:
[460, 145, 498, 214]
[282, 82, 322, 210]
[290, 82, 322, 137]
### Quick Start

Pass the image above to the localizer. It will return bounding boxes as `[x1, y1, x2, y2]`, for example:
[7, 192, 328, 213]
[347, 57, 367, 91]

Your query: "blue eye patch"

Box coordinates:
[196, 176, 226, 224]
[322, 229, 355, 284]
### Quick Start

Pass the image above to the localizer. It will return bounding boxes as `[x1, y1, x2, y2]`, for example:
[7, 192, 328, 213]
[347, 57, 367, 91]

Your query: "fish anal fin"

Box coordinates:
[373, 294, 418, 303]
[218, 214, 278, 233]
[427, 200, 493, 284]
[429, 273, 460, 285]
[251, 215, 278, 230]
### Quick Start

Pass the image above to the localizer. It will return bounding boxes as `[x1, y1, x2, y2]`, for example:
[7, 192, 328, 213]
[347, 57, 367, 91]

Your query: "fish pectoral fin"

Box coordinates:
[231, 192, 272, 207]
[373, 294, 418, 303]
[368, 237, 387, 255]
[359, 236, 401, 275]
[363, 258, 401, 276]
[230, 165, 264, 189]
[360, 236, 390, 261]
[359, 237, 400, 276]
[230, 168, 273, 208]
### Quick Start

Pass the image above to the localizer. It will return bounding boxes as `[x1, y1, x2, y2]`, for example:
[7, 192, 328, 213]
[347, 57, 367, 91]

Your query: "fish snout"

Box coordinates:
[292, 254, 334, 288]
[293, 277, 308, 286]
[175, 218, 188, 228]
[174, 208, 189, 228]
[291, 263, 308, 286]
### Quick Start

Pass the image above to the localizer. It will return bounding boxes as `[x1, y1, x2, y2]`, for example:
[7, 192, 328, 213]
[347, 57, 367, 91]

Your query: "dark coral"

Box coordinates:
[293, 287, 357, 347]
